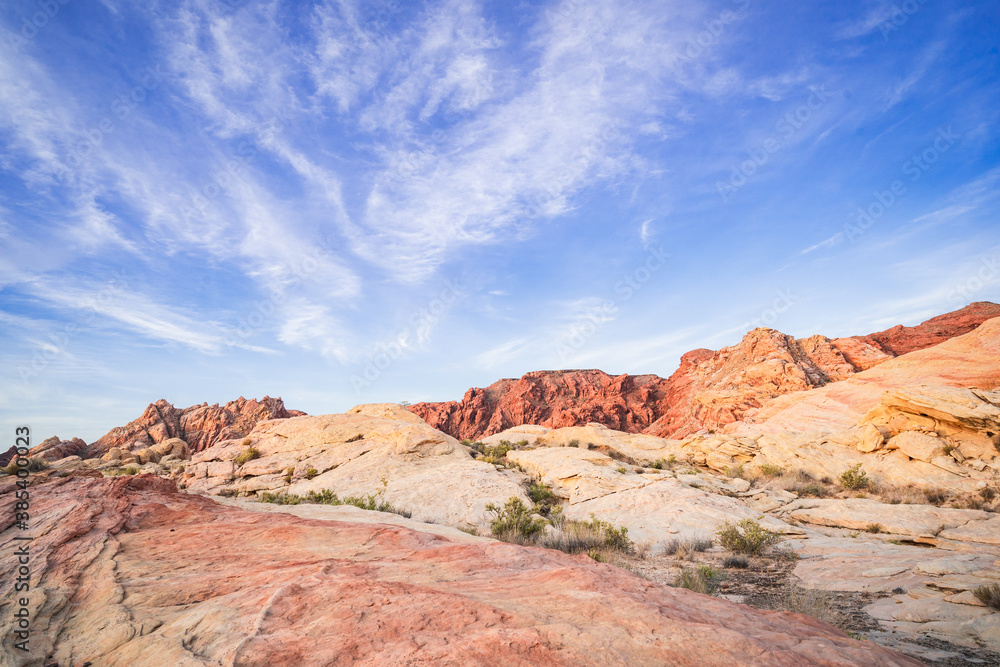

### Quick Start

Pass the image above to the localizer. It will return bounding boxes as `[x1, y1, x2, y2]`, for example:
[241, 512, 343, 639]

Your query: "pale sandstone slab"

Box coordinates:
[562, 478, 800, 551]
[939, 514, 1000, 545]
[776, 498, 991, 536]
[186, 403, 530, 530]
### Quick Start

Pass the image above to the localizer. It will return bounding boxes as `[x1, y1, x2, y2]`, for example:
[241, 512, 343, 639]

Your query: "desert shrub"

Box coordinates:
[878, 484, 930, 505]
[586, 516, 634, 554]
[528, 482, 557, 505]
[3, 457, 50, 475]
[973, 583, 1000, 610]
[839, 463, 869, 491]
[258, 484, 411, 517]
[124, 466, 139, 475]
[793, 482, 828, 498]
[240, 438, 252, 447]
[716, 518, 781, 556]
[675, 565, 724, 595]
[980, 486, 997, 501]
[568, 439, 580, 447]
[259, 491, 301, 504]
[650, 454, 678, 470]
[864, 523, 884, 534]
[234, 447, 260, 466]
[457, 526, 479, 536]
[283, 467, 294, 484]
[958, 495, 984, 510]
[726, 464, 744, 479]
[306, 468, 319, 479]
[615, 465, 628, 474]
[757, 463, 783, 477]
[925, 488, 949, 505]
[345, 434, 364, 443]
[663, 536, 714, 559]
[486, 497, 547, 540]
[723, 555, 750, 569]
[942, 444, 955, 456]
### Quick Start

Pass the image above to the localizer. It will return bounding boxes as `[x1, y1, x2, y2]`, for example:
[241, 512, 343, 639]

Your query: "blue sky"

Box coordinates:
[1, 0, 999, 442]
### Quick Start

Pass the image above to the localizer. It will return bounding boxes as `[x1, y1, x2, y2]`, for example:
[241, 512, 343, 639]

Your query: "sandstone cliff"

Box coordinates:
[409, 302, 1000, 441]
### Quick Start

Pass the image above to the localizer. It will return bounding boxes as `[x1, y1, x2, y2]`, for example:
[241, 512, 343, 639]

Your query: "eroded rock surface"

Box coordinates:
[0, 474, 919, 667]
[88, 395, 305, 457]
[185, 403, 529, 530]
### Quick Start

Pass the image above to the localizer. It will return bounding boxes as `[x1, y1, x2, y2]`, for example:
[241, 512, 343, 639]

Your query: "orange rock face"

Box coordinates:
[0, 473, 919, 666]
[87, 395, 305, 457]
[410, 303, 1000, 441]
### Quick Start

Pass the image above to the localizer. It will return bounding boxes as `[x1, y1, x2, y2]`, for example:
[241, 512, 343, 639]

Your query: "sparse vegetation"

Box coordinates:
[716, 518, 781, 556]
[306, 468, 319, 479]
[568, 439, 580, 448]
[726, 464, 744, 479]
[457, 526, 479, 536]
[240, 438, 252, 447]
[2, 457, 49, 475]
[486, 497, 547, 540]
[258, 481, 410, 518]
[663, 536, 714, 560]
[486, 497, 634, 557]
[284, 467, 294, 484]
[615, 465, 628, 474]
[722, 555, 750, 569]
[864, 523, 885, 534]
[468, 439, 526, 465]
[675, 564, 724, 595]
[757, 463, 783, 477]
[973, 583, 1000, 610]
[942, 444, 955, 456]
[234, 447, 260, 466]
[650, 454, 677, 470]
[770, 587, 839, 627]
[839, 463, 869, 491]
[794, 482, 828, 498]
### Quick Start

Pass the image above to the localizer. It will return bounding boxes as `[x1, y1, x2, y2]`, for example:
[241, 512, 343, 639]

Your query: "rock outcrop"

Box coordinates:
[0, 473, 921, 666]
[87, 395, 305, 457]
[410, 303, 1000, 441]
[184, 403, 529, 530]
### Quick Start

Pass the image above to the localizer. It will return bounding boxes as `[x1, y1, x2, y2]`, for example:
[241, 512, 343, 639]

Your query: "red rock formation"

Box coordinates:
[30, 436, 88, 461]
[87, 396, 305, 457]
[410, 302, 1000, 441]
[0, 473, 919, 666]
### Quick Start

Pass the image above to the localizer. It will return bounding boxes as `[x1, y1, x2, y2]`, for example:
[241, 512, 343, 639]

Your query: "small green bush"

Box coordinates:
[839, 463, 869, 491]
[457, 526, 479, 536]
[124, 466, 139, 475]
[864, 522, 884, 534]
[675, 564, 724, 595]
[794, 482, 828, 498]
[283, 467, 294, 484]
[306, 468, 319, 479]
[568, 439, 580, 448]
[716, 518, 781, 556]
[757, 463, 783, 477]
[528, 482, 556, 505]
[486, 497, 547, 540]
[973, 583, 1000, 610]
[234, 447, 260, 466]
[615, 465, 628, 474]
